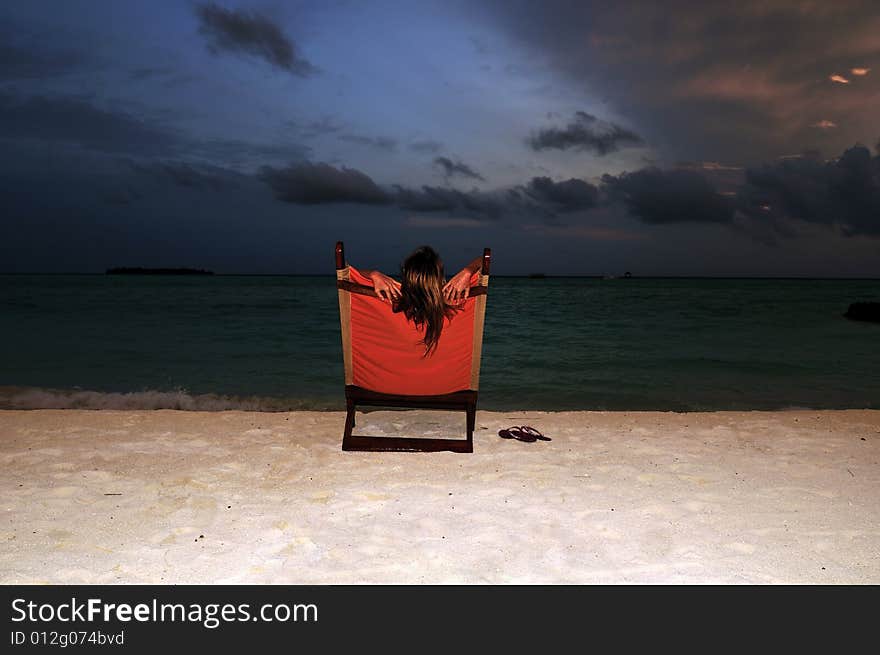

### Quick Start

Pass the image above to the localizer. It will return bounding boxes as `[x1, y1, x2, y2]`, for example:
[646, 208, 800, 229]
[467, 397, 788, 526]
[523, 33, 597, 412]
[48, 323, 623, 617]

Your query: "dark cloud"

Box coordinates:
[601, 167, 734, 224]
[0, 43, 86, 80]
[0, 92, 180, 157]
[0, 91, 309, 169]
[128, 67, 175, 81]
[257, 162, 391, 205]
[737, 144, 880, 236]
[194, 138, 310, 168]
[288, 117, 343, 138]
[395, 176, 600, 220]
[255, 162, 534, 220]
[483, 1, 880, 164]
[338, 134, 398, 152]
[408, 139, 443, 154]
[126, 160, 240, 192]
[585, 142, 880, 238]
[433, 156, 485, 181]
[394, 185, 458, 212]
[523, 176, 599, 212]
[254, 164, 593, 222]
[527, 111, 644, 155]
[394, 185, 503, 219]
[253, 144, 878, 239]
[195, 2, 315, 76]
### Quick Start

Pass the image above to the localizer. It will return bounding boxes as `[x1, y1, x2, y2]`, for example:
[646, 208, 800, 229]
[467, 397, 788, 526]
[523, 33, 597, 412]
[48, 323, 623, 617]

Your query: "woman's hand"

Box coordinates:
[369, 271, 401, 303]
[443, 269, 471, 304]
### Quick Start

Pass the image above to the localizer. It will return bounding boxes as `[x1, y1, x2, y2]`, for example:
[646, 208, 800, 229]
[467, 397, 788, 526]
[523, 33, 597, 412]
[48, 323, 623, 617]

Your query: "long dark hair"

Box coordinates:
[393, 246, 459, 356]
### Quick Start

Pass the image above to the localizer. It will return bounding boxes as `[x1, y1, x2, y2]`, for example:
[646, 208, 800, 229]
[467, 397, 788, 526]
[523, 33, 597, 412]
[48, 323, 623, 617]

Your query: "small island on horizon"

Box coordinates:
[105, 267, 214, 275]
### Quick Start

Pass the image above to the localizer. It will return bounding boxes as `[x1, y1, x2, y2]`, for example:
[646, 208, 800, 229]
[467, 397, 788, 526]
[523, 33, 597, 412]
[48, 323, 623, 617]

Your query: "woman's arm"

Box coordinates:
[359, 269, 401, 303]
[442, 256, 483, 304]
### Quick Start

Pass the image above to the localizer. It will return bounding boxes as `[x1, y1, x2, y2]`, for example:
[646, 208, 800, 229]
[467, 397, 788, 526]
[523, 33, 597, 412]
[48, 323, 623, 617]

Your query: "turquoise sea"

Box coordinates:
[1, 274, 878, 411]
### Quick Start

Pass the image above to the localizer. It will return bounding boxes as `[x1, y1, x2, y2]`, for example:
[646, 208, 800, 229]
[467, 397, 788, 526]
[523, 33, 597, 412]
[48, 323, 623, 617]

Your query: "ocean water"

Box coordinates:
[1, 274, 878, 411]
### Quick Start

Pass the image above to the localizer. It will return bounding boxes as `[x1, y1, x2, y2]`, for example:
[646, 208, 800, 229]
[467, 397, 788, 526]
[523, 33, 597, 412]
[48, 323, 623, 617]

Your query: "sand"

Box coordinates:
[1, 408, 878, 584]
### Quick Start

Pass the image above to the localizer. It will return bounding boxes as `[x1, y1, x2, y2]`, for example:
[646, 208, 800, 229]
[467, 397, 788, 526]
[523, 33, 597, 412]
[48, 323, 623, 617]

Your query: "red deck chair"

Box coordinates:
[335, 241, 491, 452]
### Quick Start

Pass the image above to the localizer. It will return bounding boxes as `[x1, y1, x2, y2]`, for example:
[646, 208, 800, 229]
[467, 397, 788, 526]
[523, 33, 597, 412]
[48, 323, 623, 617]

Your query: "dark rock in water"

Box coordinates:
[844, 302, 880, 323]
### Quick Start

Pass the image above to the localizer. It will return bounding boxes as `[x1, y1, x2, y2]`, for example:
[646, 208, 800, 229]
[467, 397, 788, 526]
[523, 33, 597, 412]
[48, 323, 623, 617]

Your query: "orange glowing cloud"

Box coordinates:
[812, 119, 837, 129]
[679, 70, 804, 102]
[850, 67, 870, 76]
[829, 74, 850, 84]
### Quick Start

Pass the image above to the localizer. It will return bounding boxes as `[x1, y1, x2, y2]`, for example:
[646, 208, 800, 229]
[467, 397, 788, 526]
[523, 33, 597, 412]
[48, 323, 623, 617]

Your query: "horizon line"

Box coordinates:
[2, 272, 880, 280]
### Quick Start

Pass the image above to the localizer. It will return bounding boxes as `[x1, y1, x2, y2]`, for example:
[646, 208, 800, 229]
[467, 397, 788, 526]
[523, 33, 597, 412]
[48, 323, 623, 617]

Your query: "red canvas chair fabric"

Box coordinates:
[346, 265, 480, 395]
[335, 242, 491, 452]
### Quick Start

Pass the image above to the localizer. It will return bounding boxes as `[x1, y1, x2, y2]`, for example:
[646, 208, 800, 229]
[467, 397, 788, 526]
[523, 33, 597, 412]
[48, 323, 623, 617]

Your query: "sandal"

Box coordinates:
[518, 425, 551, 441]
[499, 427, 535, 442]
[498, 425, 550, 442]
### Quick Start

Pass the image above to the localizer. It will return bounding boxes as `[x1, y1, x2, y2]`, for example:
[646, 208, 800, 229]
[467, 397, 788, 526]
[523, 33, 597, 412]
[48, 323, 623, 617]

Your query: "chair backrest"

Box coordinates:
[335, 242, 491, 396]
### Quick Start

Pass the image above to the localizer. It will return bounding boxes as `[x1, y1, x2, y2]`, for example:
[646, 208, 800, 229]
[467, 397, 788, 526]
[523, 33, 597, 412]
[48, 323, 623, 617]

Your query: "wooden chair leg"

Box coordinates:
[343, 399, 356, 442]
[341, 388, 477, 453]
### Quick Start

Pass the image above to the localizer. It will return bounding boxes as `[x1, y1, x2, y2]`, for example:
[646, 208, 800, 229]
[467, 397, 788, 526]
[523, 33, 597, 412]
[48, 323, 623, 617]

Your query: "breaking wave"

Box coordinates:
[0, 385, 340, 411]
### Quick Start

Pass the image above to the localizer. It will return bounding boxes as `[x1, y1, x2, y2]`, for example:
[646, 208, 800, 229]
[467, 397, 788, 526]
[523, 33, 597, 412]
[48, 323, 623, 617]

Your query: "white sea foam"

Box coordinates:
[0, 386, 328, 411]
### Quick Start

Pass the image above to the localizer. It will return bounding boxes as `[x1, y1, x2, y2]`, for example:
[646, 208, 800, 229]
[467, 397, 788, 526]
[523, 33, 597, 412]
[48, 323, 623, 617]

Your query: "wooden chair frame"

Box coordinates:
[335, 241, 491, 453]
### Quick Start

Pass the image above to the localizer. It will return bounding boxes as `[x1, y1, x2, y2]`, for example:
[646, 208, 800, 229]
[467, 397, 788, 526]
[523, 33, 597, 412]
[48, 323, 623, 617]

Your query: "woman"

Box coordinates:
[360, 246, 482, 356]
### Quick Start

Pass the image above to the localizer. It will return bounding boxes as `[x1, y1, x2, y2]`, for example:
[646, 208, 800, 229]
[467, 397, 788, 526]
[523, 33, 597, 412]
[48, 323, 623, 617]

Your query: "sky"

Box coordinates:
[1, 0, 879, 276]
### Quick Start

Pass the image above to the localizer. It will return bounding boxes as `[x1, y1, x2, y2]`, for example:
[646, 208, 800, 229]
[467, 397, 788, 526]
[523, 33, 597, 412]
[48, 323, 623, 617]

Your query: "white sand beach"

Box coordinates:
[1, 408, 878, 584]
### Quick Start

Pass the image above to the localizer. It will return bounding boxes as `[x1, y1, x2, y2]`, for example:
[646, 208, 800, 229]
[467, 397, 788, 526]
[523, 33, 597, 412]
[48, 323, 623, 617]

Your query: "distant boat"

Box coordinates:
[105, 267, 214, 275]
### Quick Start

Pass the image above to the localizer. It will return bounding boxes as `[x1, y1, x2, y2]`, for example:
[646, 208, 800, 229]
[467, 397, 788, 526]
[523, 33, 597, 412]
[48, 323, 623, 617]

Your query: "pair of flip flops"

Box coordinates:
[498, 426, 551, 442]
